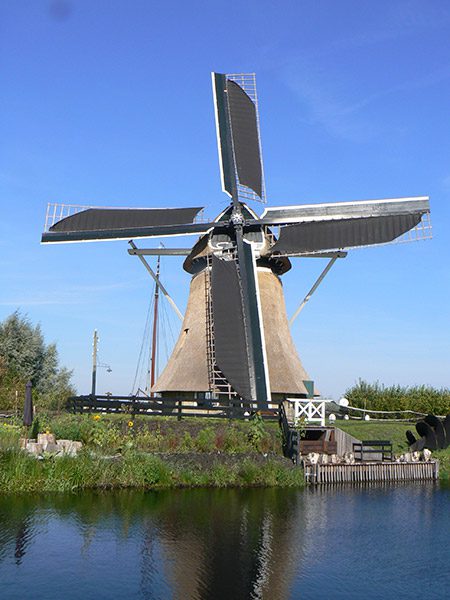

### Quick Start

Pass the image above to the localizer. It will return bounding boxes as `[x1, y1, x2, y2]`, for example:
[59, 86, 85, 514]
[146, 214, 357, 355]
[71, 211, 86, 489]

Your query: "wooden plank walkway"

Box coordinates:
[303, 460, 439, 484]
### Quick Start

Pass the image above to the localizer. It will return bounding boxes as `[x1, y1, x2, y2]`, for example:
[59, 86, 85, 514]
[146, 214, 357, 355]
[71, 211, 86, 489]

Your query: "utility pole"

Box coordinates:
[91, 329, 98, 397]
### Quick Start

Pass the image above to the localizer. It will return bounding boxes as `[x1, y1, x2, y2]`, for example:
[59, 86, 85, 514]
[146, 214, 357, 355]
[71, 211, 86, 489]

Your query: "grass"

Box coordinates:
[0, 449, 303, 493]
[0, 415, 303, 492]
[335, 420, 413, 453]
[26, 413, 282, 455]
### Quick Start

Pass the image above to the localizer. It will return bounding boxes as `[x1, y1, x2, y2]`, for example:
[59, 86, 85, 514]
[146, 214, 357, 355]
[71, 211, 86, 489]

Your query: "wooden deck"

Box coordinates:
[303, 460, 439, 484]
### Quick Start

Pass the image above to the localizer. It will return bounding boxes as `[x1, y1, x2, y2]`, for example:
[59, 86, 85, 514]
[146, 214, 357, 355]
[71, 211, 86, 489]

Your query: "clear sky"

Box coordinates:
[1, 0, 449, 399]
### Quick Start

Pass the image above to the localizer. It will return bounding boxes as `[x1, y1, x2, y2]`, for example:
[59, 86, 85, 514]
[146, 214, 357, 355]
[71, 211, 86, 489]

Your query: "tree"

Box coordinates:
[0, 311, 74, 411]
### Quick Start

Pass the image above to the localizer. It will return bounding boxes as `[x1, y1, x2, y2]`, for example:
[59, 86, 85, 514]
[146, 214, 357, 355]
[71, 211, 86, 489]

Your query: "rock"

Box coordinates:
[343, 451, 354, 464]
[56, 440, 82, 456]
[411, 451, 420, 462]
[44, 443, 61, 454]
[56, 439, 72, 450]
[26, 442, 43, 456]
[37, 433, 56, 449]
[23, 436, 83, 458]
[423, 448, 432, 462]
[307, 452, 320, 464]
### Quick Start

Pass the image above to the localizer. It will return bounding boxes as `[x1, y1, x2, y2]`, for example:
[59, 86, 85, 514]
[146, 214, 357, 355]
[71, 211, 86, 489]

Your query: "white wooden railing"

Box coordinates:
[286, 398, 326, 427]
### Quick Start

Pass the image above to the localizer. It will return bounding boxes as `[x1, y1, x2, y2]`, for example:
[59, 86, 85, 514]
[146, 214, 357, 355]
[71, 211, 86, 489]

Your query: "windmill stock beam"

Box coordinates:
[41, 221, 218, 244]
[128, 248, 192, 256]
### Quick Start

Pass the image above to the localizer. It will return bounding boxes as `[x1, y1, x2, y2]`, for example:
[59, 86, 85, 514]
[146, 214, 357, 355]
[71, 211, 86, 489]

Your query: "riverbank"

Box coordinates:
[0, 414, 303, 492]
[2, 414, 448, 492]
[0, 449, 303, 493]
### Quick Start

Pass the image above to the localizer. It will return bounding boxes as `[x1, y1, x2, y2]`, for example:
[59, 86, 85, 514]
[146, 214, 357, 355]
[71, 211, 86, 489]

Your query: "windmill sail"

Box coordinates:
[41, 204, 215, 243]
[260, 197, 431, 255]
[211, 249, 271, 407]
[239, 240, 271, 406]
[212, 72, 265, 203]
[270, 213, 423, 255]
[259, 196, 430, 224]
[211, 255, 252, 400]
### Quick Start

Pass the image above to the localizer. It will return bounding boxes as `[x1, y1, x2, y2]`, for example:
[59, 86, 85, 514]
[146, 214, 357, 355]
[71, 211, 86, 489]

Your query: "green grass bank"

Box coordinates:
[1, 414, 449, 492]
[0, 414, 303, 492]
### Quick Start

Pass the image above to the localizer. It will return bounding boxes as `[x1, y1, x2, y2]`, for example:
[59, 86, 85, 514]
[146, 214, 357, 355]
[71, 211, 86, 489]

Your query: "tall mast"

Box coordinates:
[91, 329, 98, 397]
[149, 255, 161, 396]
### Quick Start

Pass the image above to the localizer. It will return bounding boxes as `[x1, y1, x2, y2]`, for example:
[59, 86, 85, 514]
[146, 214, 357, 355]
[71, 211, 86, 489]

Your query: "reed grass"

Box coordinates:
[345, 380, 450, 414]
[0, 449, 303, 493]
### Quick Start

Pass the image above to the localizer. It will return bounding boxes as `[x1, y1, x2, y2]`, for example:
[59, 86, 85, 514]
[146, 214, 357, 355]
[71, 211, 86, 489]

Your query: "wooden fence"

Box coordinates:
[66, 395, 279, 421]
[303, 460, 439, 484]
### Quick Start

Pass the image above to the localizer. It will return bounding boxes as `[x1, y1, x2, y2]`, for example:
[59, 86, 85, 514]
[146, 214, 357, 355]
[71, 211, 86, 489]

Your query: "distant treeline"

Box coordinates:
[345, 380, 450, 415]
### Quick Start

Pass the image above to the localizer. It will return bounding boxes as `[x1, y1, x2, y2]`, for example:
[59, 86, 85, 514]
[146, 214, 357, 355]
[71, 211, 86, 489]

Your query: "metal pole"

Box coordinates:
[289, 256, 339, 326]
[150, 255, 161, 396]
[128, 241, 184, 322]
[91, 329, 98, 397]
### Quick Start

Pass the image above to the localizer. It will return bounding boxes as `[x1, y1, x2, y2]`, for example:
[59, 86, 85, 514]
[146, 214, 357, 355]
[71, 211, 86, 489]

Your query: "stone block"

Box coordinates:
[37, 433, 56, 449]
[44, 443, 61, 454]
[423, 449, 432, 462]
[343, 451, 355, 464]
[56, 439, 72, 450]
[56, 440, 82, 456]
[26, 442, 43, 456]
[307, 452, 319, 464]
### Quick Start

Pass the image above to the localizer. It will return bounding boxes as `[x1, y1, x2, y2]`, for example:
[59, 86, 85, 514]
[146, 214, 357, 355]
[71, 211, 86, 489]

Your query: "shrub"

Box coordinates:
[345, 380, 450, 415]
[195, 427, 216, 452]
[248, 413, 265, 450]
[0, 422, 21, 450]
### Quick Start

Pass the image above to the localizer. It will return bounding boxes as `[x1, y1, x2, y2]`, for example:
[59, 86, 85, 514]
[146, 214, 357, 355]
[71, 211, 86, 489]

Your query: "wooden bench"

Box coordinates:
[353, 440, 393, 462]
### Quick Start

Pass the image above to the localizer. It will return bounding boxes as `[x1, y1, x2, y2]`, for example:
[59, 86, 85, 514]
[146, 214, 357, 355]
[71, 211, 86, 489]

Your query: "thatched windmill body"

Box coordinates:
[42, 73, 431, 409]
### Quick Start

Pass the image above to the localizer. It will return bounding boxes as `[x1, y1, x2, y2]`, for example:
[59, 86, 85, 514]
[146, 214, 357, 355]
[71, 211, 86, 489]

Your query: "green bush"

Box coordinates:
[195, 427, 216, 452]
[223, 427, 250, 453]
[0, 423, 21, 450]
[345, 380, 450, 415]
[248, 413, 265, 450]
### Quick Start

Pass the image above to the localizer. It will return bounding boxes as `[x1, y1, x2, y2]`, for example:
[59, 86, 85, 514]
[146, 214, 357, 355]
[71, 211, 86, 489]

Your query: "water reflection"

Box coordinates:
[0, 484, 449, 600]
[0, 489, 305, 599]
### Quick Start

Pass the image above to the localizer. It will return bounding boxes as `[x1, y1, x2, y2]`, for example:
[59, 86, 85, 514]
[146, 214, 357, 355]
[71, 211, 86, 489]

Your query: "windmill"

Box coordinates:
[41, 72, 431, 410]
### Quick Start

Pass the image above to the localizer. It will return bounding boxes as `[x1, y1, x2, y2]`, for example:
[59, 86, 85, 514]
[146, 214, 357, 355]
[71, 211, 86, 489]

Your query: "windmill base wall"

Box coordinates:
[153, 267, 315, 399]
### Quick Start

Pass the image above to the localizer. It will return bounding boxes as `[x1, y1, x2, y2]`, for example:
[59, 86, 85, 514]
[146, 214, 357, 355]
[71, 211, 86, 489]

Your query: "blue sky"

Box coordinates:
[1, 0, 449, 398]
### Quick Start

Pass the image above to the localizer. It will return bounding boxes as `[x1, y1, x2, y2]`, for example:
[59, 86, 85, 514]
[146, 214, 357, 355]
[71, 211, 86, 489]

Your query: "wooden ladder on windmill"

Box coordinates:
[204, 254, 237, 403]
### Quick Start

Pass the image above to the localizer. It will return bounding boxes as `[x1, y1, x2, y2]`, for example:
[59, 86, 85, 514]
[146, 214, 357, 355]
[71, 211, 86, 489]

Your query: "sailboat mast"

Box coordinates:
[150, 255, 161, 396]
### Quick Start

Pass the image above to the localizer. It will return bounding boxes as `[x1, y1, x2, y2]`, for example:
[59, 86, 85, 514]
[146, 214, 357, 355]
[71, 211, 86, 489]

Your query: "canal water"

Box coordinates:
[1, 484, 449, 599]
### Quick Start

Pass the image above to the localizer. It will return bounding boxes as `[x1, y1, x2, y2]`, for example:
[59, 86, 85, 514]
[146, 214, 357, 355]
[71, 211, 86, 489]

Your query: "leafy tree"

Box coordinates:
[0, 311, 74, 411]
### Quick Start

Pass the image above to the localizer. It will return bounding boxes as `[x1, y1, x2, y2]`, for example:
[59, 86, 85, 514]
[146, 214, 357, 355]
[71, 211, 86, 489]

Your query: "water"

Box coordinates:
[0, 484, 449, 599]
